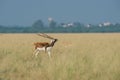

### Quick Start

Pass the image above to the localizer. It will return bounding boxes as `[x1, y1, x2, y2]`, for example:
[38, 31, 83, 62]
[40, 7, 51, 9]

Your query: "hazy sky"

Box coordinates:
[0, 0, 120, 26]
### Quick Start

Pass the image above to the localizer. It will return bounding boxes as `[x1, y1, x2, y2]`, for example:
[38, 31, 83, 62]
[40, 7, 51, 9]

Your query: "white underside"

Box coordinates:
[33, 47, 52, 57]
[37, 47, 46, 51]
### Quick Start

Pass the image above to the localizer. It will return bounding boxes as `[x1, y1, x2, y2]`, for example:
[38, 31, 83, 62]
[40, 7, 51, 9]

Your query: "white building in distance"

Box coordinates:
[103, 22, 111, 26]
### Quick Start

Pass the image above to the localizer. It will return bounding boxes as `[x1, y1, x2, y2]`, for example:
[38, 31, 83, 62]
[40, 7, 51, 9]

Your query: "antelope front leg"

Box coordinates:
[48, 51, 51, 58]
[46, 47, 52, 58]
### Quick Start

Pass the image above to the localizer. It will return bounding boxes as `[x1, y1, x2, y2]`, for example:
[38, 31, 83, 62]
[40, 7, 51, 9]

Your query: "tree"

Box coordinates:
[49, 20, 57, 28]
[48, 18, 57, 28]
[32, 20, 44, 29]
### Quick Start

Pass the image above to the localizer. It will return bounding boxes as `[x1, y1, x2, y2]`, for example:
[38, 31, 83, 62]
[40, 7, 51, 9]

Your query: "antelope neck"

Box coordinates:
[49, 39, 56, 47]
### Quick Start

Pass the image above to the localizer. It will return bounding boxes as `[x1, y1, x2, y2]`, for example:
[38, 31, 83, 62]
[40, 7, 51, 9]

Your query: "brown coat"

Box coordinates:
[34, 42, 49, 49]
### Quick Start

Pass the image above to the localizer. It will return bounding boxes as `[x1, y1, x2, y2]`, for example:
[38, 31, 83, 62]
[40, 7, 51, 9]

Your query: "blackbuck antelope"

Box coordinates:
[33, 33, 58, 57]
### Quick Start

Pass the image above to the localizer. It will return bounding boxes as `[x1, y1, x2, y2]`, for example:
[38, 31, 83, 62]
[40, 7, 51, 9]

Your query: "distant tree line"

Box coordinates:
[0, 19, 120, 33]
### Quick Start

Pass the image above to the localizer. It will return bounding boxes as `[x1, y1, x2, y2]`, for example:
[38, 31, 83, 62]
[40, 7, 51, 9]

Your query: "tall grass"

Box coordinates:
[0, 33, 120, 80]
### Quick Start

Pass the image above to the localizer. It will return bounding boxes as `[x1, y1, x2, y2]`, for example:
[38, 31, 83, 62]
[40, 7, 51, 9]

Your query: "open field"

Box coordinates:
[0, 33, 120, 80]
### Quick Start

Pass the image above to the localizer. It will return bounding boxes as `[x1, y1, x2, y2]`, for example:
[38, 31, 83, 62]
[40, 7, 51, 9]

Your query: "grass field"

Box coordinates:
[0, 33, 120, 80]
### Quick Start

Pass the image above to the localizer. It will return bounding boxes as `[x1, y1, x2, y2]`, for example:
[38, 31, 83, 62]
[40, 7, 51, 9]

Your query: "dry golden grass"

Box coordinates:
[0, 33, 120, 80]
